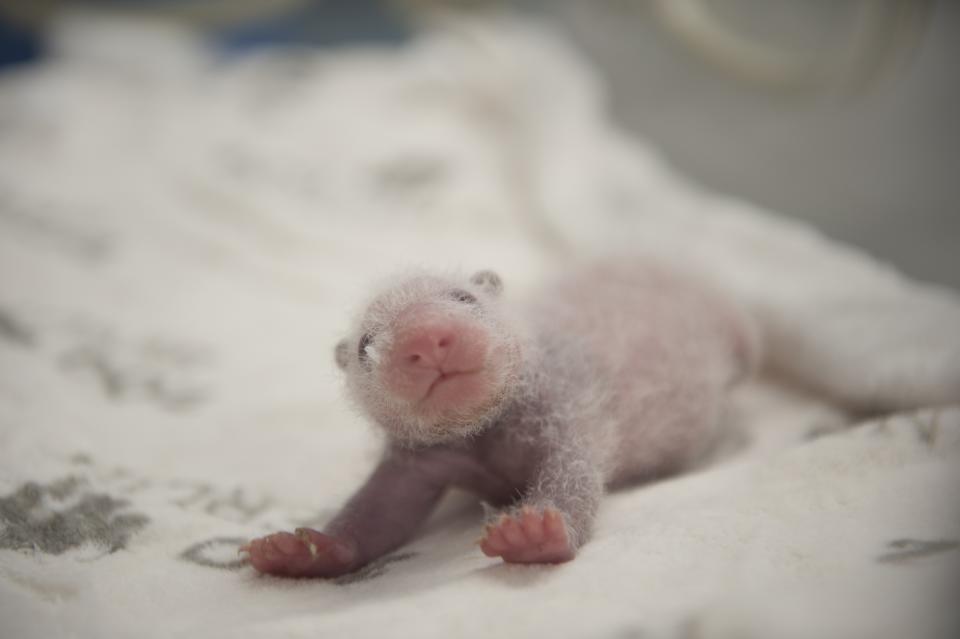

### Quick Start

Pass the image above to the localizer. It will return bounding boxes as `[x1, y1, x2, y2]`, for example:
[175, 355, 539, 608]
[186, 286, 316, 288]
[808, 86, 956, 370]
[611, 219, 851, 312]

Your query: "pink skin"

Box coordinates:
[243, 263, 757, 578]
[385, 312, 490, 412]
[480, 507, 574, 564]
[240, 530, 356, 578]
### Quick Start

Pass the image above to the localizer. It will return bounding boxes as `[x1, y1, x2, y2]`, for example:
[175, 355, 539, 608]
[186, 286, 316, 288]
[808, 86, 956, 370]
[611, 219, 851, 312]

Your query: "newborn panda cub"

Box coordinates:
[243, 260, 758, 577]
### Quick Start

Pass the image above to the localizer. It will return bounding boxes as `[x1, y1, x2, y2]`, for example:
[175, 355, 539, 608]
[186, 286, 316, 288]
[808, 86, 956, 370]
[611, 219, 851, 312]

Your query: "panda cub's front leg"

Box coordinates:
[480, 438, 603, 564]
[243, 450, 448, 578]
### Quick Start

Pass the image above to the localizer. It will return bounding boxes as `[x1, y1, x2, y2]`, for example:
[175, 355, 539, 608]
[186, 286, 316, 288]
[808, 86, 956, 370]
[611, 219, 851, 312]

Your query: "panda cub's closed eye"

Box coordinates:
[449, 289, 478, 304]
[358, 333, 373, 362]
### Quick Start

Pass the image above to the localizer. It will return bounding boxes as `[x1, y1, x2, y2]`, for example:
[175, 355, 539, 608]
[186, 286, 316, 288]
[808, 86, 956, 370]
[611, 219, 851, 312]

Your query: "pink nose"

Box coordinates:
[395, 327, 457, 370]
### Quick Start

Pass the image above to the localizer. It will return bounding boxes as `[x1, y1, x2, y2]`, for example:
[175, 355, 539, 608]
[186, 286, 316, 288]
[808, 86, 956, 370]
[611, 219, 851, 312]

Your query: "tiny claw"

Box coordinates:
[238, 543, 251, 554]
[294, 528, 319, 557]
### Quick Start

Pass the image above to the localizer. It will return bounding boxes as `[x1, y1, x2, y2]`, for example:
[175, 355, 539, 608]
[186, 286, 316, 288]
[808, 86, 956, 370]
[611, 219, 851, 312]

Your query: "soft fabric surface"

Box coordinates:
[1, 14, 958, 639]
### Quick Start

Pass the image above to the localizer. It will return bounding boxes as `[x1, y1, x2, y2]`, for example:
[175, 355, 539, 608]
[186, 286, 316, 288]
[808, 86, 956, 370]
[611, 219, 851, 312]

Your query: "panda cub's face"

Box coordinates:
[335, 270, 521, 446]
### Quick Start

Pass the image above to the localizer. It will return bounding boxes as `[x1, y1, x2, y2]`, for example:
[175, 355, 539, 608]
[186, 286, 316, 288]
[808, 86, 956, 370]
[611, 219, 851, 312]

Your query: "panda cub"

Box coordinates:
[243, 259, 758, 577]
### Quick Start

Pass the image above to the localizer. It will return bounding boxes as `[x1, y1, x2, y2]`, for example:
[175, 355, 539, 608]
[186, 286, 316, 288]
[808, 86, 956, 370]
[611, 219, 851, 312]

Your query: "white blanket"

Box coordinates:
[1, 14, 958, 639]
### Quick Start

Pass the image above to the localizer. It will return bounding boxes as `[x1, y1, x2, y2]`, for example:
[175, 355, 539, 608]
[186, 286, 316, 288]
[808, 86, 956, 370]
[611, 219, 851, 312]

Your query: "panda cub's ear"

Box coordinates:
[334, 339, 350, 370]
[470, 270, 503, 296]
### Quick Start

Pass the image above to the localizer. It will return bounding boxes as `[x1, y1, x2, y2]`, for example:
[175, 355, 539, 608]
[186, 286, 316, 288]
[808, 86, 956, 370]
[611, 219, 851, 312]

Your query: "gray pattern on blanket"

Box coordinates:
[0, 183, 114, 263]
[56, 325, 213, 412]
[877, 539, 960, 564]
[0, 306, 34, 348]
[0, 476, 149, 555]
[332, 551, 418, 585]
[0, 303, 214, 413]
[180, 537, 250, 570]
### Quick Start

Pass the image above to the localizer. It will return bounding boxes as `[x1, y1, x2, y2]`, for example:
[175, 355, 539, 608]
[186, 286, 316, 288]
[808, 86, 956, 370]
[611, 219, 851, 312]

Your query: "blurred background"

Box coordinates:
[1, 0, 957, 287]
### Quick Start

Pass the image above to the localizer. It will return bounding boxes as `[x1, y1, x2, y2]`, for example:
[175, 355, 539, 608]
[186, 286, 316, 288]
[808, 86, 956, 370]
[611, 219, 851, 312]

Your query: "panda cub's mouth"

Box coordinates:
[418, 368, 485, 407]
